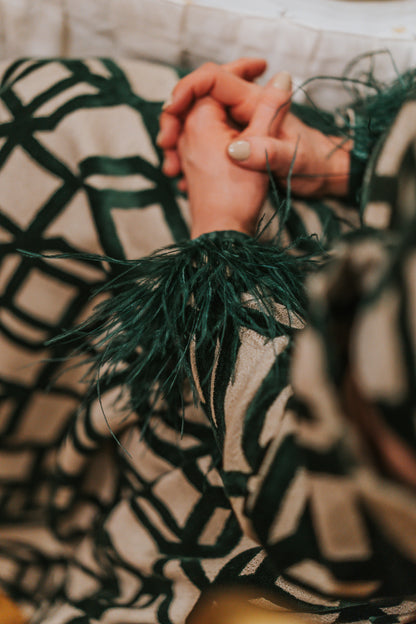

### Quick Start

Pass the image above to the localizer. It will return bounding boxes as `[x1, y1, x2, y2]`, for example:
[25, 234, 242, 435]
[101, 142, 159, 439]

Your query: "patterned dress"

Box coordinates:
[0, 58, 416, 624]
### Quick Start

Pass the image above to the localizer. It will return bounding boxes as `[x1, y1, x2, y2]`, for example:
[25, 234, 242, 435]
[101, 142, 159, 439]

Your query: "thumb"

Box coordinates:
[226, 71, 293, 170]
[226, 135, 297, 177]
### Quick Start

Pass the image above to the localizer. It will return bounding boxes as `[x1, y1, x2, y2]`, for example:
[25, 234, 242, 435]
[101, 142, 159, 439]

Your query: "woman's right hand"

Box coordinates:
[226, 112, 352, 198]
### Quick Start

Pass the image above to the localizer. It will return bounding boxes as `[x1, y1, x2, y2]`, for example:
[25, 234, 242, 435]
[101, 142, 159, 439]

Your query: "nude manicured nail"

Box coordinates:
[162, 96, 172, 110]
[228, 140, 251, 161]
[273, 71, 292, 90]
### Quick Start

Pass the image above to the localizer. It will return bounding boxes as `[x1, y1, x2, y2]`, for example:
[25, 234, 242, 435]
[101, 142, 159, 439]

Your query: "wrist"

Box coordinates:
[320, 136, 352, 198]
[191, 217, 255, 239]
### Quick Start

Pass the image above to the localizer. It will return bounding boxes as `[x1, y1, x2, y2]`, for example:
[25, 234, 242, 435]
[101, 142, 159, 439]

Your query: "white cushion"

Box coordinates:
[1, 0, 416, 107]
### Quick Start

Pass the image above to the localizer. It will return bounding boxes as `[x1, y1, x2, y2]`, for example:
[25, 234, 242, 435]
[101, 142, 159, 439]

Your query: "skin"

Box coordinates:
[158, 59, 352, 204]
[176, 75, 293, 238]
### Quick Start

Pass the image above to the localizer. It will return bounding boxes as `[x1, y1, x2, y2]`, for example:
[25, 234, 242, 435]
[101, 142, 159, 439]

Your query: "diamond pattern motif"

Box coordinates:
[0, 58, 415, 624]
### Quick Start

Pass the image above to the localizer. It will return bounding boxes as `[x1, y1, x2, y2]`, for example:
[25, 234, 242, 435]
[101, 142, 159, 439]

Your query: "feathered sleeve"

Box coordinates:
[57, 228, 312, 559]
[188, 230, 416, 603]
[337, 68, 416, 209]
[60, 230, 313, 424]
[292, 68, 416, 211]
[57, 218, 416, 603]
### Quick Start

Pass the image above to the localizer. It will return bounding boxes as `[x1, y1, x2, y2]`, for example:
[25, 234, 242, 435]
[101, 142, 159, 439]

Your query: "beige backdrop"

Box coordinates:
[0, 0, 416, 107]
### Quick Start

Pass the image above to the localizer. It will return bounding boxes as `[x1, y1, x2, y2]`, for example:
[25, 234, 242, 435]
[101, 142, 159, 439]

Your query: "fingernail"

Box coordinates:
[156, 130, 163, 145]
[162, 96, 172, 110]
[273, 71, 292, 90]
[228, 140, 251, 161]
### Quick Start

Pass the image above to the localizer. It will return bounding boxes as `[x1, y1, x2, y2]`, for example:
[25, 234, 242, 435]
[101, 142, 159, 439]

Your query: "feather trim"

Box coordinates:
[46, 231, 320, 423]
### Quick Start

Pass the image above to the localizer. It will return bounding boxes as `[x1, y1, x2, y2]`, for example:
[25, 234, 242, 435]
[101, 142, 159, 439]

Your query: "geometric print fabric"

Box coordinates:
[0, 58, 193, 621]
[0, 58, 415, 624]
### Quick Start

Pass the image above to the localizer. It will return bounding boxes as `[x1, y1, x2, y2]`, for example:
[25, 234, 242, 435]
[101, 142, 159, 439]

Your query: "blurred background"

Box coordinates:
[0, 0, 416, 106]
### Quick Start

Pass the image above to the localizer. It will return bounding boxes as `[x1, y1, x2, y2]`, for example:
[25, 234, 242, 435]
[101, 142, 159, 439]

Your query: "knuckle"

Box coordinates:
[200, 62, 218, 74]
[184, 100, 211, 130]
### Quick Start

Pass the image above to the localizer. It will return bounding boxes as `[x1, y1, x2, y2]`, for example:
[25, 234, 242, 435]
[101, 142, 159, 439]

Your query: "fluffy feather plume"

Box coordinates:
[45, 231, 319, 422]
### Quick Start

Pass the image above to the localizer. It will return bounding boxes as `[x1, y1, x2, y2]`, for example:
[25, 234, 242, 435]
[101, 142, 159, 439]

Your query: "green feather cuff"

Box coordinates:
[51, 231, 317, 423]
[348, 68, 416, 209]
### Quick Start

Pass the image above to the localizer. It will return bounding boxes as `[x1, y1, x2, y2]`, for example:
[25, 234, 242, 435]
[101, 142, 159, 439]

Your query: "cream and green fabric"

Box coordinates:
[0, 58, 416, 624]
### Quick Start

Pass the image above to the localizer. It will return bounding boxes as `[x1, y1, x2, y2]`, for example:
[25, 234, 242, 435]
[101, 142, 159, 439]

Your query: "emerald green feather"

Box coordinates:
[43, 231, 319, 426]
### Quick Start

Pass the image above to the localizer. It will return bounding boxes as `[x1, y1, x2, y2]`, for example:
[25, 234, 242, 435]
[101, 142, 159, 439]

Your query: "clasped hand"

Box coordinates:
[157, 58, 351, 238]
